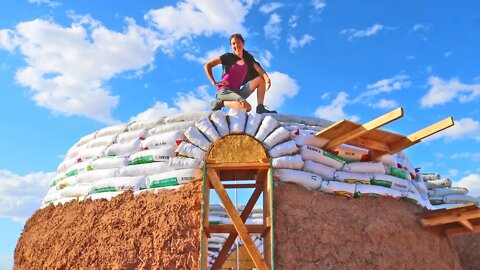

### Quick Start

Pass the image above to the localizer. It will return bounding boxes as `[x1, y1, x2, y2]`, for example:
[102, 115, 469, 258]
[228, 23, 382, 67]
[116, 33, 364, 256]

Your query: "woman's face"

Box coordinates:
[230, 37, 244, 55]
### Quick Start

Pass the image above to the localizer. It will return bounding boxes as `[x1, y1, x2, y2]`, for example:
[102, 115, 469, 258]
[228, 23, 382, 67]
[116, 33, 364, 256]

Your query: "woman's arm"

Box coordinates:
[253, 62, 271, 90]
[204, 58, 228, 87]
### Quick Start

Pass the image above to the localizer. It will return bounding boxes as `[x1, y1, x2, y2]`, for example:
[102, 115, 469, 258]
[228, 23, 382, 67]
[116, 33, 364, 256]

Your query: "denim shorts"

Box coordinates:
[216, 81, 253, 102]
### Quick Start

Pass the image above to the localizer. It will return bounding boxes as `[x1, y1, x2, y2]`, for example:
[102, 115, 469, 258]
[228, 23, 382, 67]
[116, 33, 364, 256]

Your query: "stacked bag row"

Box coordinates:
[42, 112, 213, 207]
[419, 172, 478, 209]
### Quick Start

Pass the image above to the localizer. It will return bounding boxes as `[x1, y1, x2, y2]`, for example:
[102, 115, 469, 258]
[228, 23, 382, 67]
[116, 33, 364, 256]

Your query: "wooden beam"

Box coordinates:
[211, 171, 266, 270]
[323, 107, 404, 149]
[209, 224, 265, 233]
[207, 169, 269, 270]
[388, 117, 454, 154]
[207, 162, 270, 170]
[458, 219, 475, 232]
[420, 209, 480, 227]
[222, 183, 257, 189]
[347, 136, 391, 152]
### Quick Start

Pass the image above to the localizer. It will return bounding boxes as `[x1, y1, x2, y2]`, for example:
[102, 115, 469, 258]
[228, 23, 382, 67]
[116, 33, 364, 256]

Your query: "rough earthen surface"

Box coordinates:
[449, 233, 480, 270]
[15, 181, 465, 270]
[14, 181, 202, 270]
[274, 182, 462, 270]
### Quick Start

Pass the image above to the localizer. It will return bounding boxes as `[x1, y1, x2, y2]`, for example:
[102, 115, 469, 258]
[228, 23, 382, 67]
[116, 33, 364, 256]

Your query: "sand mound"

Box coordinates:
[15, 181, 466, 269]
[274, 182, 462, 270]
[15, 181, 202, 270]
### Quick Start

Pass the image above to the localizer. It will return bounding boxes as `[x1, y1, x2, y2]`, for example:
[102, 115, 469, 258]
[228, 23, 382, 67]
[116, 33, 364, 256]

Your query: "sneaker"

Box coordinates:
[210, 99, 224, 111]
[256, 104, 277, 114]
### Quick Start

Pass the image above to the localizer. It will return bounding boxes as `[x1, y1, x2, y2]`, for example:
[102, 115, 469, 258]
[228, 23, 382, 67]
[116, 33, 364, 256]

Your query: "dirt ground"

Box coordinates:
[14, 181, 202, 270]
[15, 181, 471, 270]
[449, 233, 480, 270]
[274, 182, 462, 270]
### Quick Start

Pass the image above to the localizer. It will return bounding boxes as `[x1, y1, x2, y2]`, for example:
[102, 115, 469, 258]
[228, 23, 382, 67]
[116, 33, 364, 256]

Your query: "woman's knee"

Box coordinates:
[241, 101, 251, 112]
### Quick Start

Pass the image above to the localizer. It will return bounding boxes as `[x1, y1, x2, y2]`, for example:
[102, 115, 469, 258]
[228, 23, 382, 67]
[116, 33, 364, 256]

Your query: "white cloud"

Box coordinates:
[264, 13, 282, 41]
[421, 76, 480, 107]
[129, 101, 179, 122]
[28, 0, 60, 7]
[259, 2, 283, 14]
[428, 118, 480, 142]
[450, 152, 480, 162]
[174, 85, 213, 112]
[287, 34, 314, 51]
[184, 46, 226, 64]
[0, 170, 55, 222]
[311, 0, 326, 10]
[145, 0, 248, 41]
[405, 55, 415, 60]
[412, 23, 431, 32]
[246, 71, 299, 110]
[455, 173, 480, 197]
[448, 169, 459, 177]
[255, 50, 273, 68]
[288, 15, 298, 28]
[353, 74, 410, 105]
[369, 98, 398, 109]
[444, 50, 453, 57]
[1, 17, 159, 124]
[341, 24, 384, 40]
[314, 91, 359, 122]
[0, 29, 19, 52]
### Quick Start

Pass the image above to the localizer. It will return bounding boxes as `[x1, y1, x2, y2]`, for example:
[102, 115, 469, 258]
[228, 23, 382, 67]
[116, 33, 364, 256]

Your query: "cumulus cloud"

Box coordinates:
[264, 13, 282, 41]
[259, 2, 283, 14]
[314, 91, 359, 122]
[341, 24, 384, 40]
[455, 173, 480, 197]
[145, 0, 249, 42]
[28, 0, 61, 7]
[420, 76, 480, 107]
[288, 15, 298, 28]
[428, 118, 480, 142]
[246, 71, 299, 110]
[184, 46, 226, 64]
[0, 29, 19, 52]
[287, 34, 314, 51]
[255, 50, 273, 68]
[174, 85, 213, 112]
[1, 16, 159, 124]
[129, 101, 179, 122]
[0, 170, 55, 222]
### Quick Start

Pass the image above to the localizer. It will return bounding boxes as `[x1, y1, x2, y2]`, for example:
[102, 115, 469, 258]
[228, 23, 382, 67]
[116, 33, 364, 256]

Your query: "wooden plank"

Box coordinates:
[458, 219, 475, 232]
[346, 136, 390, 152]
[222, 183, 257, 189]
[209, 224, 265, 233]
[323, 107, 404, 149]
[207, 169, 269, 270]
[418, 204, 478, 219]
[420, 209, 480, 227]
[388, 117, 454, 155]
[207, 162, 270, 170]
[211, 172, 265, 270]
[264, 167, 273, 268]
[315, 119, 354, 139]
[445, 224, 480, 236]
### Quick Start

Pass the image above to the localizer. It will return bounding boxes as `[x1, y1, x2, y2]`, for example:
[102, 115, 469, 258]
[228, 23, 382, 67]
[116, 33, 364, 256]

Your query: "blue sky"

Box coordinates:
[1, 0, 480, 268]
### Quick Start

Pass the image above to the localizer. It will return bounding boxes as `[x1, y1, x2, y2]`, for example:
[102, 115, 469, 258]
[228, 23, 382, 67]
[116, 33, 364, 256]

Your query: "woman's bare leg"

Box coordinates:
[223, 100, 252, 112]
[248, 76, 266, 104]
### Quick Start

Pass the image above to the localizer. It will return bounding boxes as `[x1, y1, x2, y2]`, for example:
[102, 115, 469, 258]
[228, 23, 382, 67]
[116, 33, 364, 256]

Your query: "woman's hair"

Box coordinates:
[229, 33, 245, 43]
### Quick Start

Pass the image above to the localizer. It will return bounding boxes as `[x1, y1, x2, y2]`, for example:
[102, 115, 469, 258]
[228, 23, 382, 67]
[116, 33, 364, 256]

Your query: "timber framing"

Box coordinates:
[315, 107, 454, 160]
[418, 204, 480, 236]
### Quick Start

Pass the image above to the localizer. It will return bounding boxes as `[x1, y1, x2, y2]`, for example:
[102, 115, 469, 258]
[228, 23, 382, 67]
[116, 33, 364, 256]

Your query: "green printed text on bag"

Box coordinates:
[149, 177, 179, 188]
[388, 167, 408, 179]
[370, 179, 393, 188]
[129, 155, 155, 165]
[323, 150, 347, 164]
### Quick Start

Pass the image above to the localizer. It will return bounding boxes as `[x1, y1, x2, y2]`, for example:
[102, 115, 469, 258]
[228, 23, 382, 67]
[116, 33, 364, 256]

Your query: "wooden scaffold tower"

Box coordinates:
[200, 134, 275, 270]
